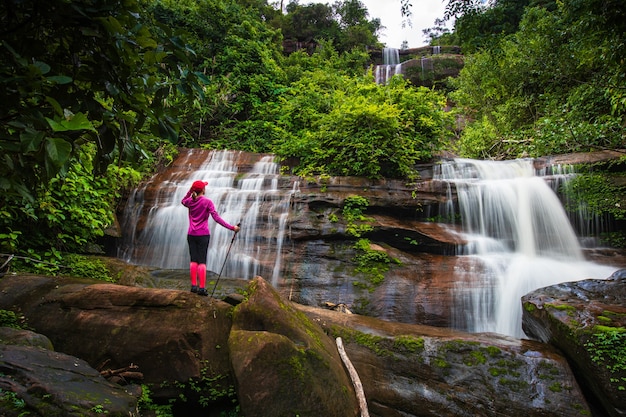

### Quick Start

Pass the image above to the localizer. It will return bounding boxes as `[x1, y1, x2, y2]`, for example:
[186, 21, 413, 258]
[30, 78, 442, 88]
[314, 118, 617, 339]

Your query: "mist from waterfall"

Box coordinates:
[118, 150, 294, 285]
[435, 158, 617, 338]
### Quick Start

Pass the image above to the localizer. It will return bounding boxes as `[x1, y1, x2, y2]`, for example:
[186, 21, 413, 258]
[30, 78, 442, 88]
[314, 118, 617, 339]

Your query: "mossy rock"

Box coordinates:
[229, 277, 358, 417]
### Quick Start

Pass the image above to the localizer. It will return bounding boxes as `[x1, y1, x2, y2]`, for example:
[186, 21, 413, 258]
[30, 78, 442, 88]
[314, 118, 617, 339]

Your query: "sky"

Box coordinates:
[300, 0, 449, 49]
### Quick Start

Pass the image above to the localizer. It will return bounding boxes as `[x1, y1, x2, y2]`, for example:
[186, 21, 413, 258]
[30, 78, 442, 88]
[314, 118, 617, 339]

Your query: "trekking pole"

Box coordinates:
[210, 223, 240, 298]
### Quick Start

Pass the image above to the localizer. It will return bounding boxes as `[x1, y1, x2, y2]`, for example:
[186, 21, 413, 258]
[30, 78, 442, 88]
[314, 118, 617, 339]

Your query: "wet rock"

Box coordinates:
[0, 272, 608, 417]
[0, 274, 236, 404]
[0, 339, 137, 417]
[298, 305, 592, 417]
[0, 327, 53, 350]
[522, 269, 626, 417]
[229, 277, 359, 417]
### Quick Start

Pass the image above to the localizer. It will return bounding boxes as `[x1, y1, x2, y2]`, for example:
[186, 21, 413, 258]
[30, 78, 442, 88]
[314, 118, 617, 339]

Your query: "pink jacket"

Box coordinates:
[181, 191, 236, 236]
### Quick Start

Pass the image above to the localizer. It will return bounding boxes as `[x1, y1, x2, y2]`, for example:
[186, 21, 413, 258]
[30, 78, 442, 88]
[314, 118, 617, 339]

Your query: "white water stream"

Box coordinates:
[119, 150, 295, 284]
[436, 158, 617, 338]
[375, 47, 402, 84]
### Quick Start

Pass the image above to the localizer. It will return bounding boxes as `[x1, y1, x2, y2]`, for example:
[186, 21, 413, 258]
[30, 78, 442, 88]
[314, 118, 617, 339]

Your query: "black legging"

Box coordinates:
[187, 234, 210, 264]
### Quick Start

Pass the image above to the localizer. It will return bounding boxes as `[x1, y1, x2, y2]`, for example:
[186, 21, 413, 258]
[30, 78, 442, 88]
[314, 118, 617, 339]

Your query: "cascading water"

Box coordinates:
[375, 47, 402, 84]
[435, 158, 617, 338]
[118, 150, 295, 285]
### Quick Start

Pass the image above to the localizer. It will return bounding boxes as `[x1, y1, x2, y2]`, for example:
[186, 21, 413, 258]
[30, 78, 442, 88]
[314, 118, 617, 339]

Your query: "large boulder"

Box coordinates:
[522, 269, 626, 417]
[0, 329, 138, 417]
[297, 304, 592, 417]
[229, 276, 359, 417]
[0, 274, 236, 404]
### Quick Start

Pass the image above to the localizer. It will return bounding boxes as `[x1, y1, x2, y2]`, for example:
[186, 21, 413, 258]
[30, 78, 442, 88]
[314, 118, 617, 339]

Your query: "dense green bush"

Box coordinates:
[272, 62, 452, 179]
[450, 4, 625, 159]
[0, 144, 142, 270]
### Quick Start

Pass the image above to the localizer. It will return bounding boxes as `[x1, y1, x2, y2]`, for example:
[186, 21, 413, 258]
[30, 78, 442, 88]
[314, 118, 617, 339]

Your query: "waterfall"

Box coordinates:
[118, 150, 295, 285]
[375, 47, 402, 84]
[435, 158, 617, 338]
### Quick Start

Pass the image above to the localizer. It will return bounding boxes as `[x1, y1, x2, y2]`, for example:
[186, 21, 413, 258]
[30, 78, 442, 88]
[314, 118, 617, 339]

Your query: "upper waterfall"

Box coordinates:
[375, 47, 402, 84]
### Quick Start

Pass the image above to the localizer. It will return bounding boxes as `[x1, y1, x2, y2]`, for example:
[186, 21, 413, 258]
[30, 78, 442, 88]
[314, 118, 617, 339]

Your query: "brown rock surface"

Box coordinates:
[0, 274, 235, 402]
[298, 304, 592, 417]
[229, 277, 359, 417]
[0, 330, 138, 417]
[522, 269, 626, 417]
[0, 272, 611, 417]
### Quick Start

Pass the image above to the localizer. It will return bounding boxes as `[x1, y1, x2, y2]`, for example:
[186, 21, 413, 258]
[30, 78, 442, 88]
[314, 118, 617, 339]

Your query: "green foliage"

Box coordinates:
[451, 2, 626, 159]
[0, 389, 26, 412]
[563, 174, 626, 221]
[0, 310, 26, 330]
[279, 0, 382, 53]
[0, 144, 142, 260]
[352, 238, 394, 291]
[584, 327, 626, 391]
[11, 253, 115, 281]
[0, 0, 200, 203]
[273, 53, 452, 179]
[342, 195, 374, 238]
[61, 255, 114, 281]
[160, 360, 239, 413]
[393, 335, 425, 353]
[138, 384, 174, 417]
[148, 0, 286, 150]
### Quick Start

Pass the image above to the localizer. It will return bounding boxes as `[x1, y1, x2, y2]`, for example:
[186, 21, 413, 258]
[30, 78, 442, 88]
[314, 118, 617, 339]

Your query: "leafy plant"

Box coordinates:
[352, 238, 396, 291]
[584, 327, 626, 391]
[138, 384, 174, 417]
[272, 49, 451, 179]
[0, 310, 27, 330]
[1, 143, 143, 264]
[0, 389, 26, 411]
[342, 195, 373, 238]
[61, 255, 114, 281]
[563, 173, 626, 221]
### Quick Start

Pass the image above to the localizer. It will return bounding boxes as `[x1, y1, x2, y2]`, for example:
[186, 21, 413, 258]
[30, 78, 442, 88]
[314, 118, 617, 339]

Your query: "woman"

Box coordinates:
[181, 180, 240, 296]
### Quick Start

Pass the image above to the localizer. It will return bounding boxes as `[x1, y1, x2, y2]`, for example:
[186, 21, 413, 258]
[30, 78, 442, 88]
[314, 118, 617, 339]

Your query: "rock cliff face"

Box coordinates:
[522, 269, 626, 417]
[117, 149, 626, 334]
[1, 272, 619, 417]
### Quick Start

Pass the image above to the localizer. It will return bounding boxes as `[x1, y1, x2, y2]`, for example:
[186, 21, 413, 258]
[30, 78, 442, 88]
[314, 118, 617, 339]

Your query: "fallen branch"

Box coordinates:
[336, 337, 369, 417]
[0, 253, 69, 269]
[99, 363, 143, 385]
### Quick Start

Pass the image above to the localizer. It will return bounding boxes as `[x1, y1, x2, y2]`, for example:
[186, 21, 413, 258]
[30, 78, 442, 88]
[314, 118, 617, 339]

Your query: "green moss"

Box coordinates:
[393, 335, 425, 353]
[593, 325, 626, 333]
[602, 310, 626, 319]
[545, 303, 576, 311]
[0, 310, 26, 329]
[331, 327, 392, 357]
[353, 332, 392, 356]
[499, 378, 529, 392]
[434, 357, 449, 368]
[597, 316, 612, 324]
[584, 326, 626, 390]
[523, 302, 536, 312]
[548, 382, 563, 392]
[484, 346, 500, 357]
[467, 350, 487, 366]
[287, 352, 308, 382]
[537, 360, 560, 380]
